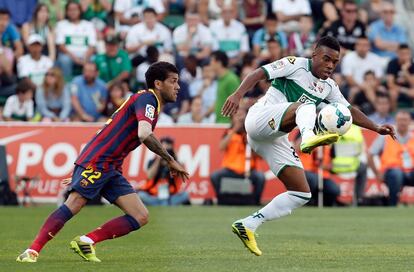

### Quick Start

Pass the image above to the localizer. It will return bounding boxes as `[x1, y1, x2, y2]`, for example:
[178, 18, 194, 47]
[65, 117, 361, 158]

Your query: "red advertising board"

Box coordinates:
[0, 123, 413, 204]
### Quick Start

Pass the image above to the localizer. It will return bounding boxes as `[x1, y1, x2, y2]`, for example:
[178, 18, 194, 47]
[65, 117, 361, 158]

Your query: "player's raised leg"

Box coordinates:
[16, 191, 87, 263]
[70, 193, 147, 262]
[280, 102, 339, 154]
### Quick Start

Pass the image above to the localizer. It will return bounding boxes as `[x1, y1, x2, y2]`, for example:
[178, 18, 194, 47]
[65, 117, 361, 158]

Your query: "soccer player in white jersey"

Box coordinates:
[222, 36, 395, 256]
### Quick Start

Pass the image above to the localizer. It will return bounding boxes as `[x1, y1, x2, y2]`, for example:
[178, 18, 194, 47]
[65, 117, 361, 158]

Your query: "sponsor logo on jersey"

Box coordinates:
[298, 93, 317, 104]
[268, 118, 276, 130]
[270, 60, 285, 70]
[145, 104, 156, 120]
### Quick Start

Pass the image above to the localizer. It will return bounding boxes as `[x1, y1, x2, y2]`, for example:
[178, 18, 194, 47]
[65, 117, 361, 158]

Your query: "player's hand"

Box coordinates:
[376, 124, 396, 140]
[221, 93, 241, 117]
[167, 160, 189, 182]
[62, 177, 72, 187]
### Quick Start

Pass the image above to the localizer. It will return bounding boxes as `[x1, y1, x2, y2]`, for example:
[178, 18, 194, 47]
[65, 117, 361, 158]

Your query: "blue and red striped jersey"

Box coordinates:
[75, 89, 160, 172]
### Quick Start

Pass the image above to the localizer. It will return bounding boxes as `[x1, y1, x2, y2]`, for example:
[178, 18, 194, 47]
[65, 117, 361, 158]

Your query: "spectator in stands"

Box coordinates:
[114, 0, 165, 35]
[322, 0, 366, 51]
[179, 54, 202, 85]
[103, 81, 126, 118]
[210, 50, 240, 124]
[198, 0, 238, 24]
[0, 45, 16, 102]
[189, 64, 217, 118]
[177, 96, 214, 124]
[386, 44, 414, 110]
[210, 4, 249, 67]
[56, 1, 97, 80]
[139, 136, 190, 206]
[80, 0, 113, 31]
[21, 3, 56, 61]
[3, 78, 35, 121]
[39, 0, 65, 28]
[126, 7, 172, 67]
[17, 34, 53, 87]
[94, 34, 132, 86]
[258, 38, 283, 65]
[70, 62, 107, 122]
[0, 9, 23, 59]
[238, 0, 267, 40]
[210, 107, 265, 205]
[271, 0, 312, 33]
[36, 67, 71, 122]
[309, 0, 338, 32]
[173, 10, 213, 69]
[287, 15, 316, 57]
[252, 14, 288, 58]
[368, 1, 407, 59]
[360, 0, 388, 25]
[368, 93, 395, 125]
[368, 110, 414, 206]
[136, 45, 160, 87]
[341, 36, 385, 103]
[0, 0, 37, 27]
[352, 70, 387, 115]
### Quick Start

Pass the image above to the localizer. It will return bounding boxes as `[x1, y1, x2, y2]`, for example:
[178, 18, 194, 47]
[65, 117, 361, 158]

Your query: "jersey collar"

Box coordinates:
[148, 89, 162, 113]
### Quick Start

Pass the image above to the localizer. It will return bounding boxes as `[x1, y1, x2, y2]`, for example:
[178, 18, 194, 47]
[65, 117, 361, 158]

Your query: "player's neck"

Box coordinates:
[150, 88, 164, 107]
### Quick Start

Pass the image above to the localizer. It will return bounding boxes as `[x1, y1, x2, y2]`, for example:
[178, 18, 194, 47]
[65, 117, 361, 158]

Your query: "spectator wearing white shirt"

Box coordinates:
[342, 36, 385, 101]
[114, 0, 165, 35]
[3, 78, 35, 121]
[173, 11, 213, 69]
[55, 2, 97, 80]
[210, 5, 249, 67]
[189, 64, 217, 118]
[17, 34, 53, 87]
[272, 0, 312, 32]
[177, 96, 214, 124]
[126, 7, 172, 67]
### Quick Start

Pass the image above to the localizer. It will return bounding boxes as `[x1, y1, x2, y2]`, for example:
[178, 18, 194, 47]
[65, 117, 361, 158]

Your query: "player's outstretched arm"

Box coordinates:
[221, 68, 266, 117]
[138, 121, 189, 181]
[350, 106, 396, 139]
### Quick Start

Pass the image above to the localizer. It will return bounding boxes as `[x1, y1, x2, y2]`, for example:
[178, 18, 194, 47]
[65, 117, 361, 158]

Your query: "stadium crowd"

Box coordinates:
[0, 0, 412, 124]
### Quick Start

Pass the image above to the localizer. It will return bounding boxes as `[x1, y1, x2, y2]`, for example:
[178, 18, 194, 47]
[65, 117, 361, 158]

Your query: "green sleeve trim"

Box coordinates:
[260, 66, 270, 81]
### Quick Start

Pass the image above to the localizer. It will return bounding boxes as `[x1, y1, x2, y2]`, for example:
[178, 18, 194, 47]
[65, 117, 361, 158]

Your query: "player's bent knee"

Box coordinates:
[129, 207, 149, 227]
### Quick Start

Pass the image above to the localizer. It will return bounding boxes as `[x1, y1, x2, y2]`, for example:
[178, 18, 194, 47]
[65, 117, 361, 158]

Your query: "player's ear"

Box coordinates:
[154, 79, 162, 90]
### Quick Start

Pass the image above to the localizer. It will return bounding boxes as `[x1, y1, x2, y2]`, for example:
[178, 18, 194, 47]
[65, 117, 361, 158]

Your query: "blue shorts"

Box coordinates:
[69, 165, 136, 203]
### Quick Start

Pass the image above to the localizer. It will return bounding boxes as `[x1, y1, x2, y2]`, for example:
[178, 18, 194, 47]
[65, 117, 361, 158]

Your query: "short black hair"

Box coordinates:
[266, 13, 278, 21]
[145, 61, 178, 89]
[65, 1, 82, 19]
[146, 45, 159, 63]
[315, 36, 341, 52]
[0, 9, 10, 16]
[143, 7, 157, 15]
[343, 0, 357, 6]
[399, 44, 410, 50]
[376, 92, 390, 100]
[211, 50, 229, 68]
[16, 78, 36, 94]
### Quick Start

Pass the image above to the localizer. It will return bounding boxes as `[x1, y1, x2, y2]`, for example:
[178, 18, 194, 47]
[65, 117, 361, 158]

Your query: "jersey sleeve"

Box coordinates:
[325, 81, 351, 108]
[134, 93, 158, 125]
[260, 56, 301, 81]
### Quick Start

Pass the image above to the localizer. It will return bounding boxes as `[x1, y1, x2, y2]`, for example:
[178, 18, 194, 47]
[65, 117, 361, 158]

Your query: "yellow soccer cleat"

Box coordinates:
[16, 249, 38, 263]
[232, 221, 262, 256]
[300, 133, 339, 154]
[70, 236, 101, 262]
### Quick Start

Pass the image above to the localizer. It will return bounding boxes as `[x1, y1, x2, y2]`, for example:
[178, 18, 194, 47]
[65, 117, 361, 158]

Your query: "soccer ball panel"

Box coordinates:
[317, 103, 352, 136]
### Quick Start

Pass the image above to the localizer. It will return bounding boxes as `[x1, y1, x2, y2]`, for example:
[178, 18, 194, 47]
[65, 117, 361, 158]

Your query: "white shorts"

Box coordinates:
[245, 102, 303, 177]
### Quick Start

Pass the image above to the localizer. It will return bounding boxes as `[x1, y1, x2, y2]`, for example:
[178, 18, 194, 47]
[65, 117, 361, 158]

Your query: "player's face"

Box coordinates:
[312, 46, 340, 80]
[159, 73, 180, 103]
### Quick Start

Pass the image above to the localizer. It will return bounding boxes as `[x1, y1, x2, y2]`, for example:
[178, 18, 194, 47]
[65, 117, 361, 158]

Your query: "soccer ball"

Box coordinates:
[317, 103, 352, 136]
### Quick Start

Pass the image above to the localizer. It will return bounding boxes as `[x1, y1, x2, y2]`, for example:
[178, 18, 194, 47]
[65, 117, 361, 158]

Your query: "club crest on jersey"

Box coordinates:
[145, 104, 155, 120]
[80, 179, 88, 188]
[298, 93, 317, 104]
[268, 118, 276, 130]
[309, 81, 324, 93]
[270, 60, 285, 70]
[287, 56, 296, 64]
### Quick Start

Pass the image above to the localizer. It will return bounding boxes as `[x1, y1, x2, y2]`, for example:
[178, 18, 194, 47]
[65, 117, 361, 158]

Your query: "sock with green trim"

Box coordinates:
[240, 191, 311, 231]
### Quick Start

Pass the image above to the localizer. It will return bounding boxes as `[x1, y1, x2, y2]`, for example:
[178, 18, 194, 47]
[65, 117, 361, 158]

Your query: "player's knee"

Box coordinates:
[64, 191, 87, 215]
[131, 207, 149, 227]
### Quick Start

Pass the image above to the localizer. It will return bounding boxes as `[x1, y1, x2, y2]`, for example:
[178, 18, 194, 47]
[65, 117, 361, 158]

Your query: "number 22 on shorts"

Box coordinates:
[81, 166, 102, 184]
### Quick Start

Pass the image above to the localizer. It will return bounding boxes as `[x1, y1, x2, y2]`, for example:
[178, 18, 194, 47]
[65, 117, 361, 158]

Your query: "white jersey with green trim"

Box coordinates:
[259, 56, 350, 107]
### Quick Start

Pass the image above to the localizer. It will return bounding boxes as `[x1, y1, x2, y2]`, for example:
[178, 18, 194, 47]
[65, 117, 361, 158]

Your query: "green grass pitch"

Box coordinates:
[1, 206, 414, 272]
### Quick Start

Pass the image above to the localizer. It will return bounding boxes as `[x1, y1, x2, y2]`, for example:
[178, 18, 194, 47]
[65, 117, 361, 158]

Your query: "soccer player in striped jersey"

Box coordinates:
[16, 62, 189, 263]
